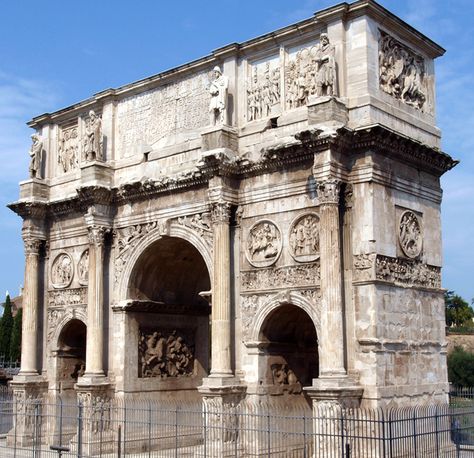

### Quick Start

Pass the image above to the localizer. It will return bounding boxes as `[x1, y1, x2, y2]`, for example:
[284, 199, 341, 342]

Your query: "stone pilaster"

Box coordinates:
[19, 237, 43, 375]
[83, 225, 107, 378]
[209, 201, 233, 378]
[317, 179, 346, 378]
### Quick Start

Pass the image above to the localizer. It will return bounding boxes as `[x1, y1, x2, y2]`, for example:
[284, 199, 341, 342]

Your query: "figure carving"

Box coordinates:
[379, 31, 427, 111]
[178, 213, 212, 246]
[208, 66, 228, 126]
[51, 253, 74, 289]
[28, 133, 43, 179]
[247, 62, 280, 121]
[139, 329, 194, 378]
[77, 249, 89, 285]
[398, 211, 422, 258]
[246, 221, 282, 267]
[271, 363, 299, 386]
[315, 33, 337, 97]
[83, 110, 103, 161]
[58, 125, 79, 172]
[289, 214, 320, 262]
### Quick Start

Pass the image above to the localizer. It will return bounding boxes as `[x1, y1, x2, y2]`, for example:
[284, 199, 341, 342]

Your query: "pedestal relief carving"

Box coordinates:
[28, 133, 43, 179]
[289, 213, 320, 262]
[83, 110, 103, 162]
[246, 220, 282, 267]
[398, 210, 423, 258]
[241, 262, 320, 292]
[286, 34, 337, 109]
[379, 30, 428, 111]
[77, 249, 89, 285]
[58, 123, 79, 173]
[247, 60, 280, 121]
[139, 329, 194, 378]
[51, 252, 74, 289]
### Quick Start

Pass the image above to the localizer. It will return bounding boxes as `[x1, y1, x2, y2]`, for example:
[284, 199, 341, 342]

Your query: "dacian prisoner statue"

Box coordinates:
[208, 65, 229, 126]
[83, 109, 102, 161]
[28, 133, 43, 179]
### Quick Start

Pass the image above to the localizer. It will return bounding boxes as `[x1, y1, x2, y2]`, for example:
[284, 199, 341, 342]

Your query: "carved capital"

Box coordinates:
[317, 179, 341, 205]
[23, 237, 42, 256]
[211, 201, 232, 225]
[87, 225, 108, 247]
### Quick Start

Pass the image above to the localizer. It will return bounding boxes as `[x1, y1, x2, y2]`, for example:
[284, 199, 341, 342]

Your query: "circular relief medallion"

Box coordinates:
[77, 249, 89, 285]
[398, 210, 423, 258]
[246, 220, 282, 268]
[51, 252, 74, 289]
[289, 213, 320, 262]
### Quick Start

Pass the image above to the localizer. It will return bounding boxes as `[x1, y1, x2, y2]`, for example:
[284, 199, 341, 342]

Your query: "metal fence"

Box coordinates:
[0, 389, 472, 457]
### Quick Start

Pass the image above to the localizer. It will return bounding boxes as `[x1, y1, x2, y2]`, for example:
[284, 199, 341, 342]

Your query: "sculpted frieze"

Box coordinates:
[247, 59, 280, 122]
[58, 123, 79, 173]
[353, 253, 440, 289]
[51, 252, 74, 289]
[241, 262, 320, 292]
[139, 329, 194, 378]
[398, 210, 423, 259]
[379, 30, 429, 112]
[48, 287, 87, 307]
[286, 33, 337, 109]
[246, 220, 282, 267]
[116, 70, 209, 158]
[289, 213, 320, 262]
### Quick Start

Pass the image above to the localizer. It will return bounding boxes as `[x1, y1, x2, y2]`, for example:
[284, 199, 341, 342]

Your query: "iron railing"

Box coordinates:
[0, 390, 472, 457]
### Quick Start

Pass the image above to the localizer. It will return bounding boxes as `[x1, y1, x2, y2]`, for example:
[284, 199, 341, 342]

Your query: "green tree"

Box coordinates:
[10, 308, 22, 362]
[445, 291, 474, 328]
[448, 346, 474, 387]
[0, 295, 14, 360]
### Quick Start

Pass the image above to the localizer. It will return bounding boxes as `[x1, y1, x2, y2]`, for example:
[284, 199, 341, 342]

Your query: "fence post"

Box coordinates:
[117, 425, 121, 458]
[175, 406, 179, 458]
[267, 412, 271, 458]
[341, 410, 345, 458]
[203, 404, 207, 458]
[413, 410, 417, 458]
[77, 401, 83, 458]
[13, 394, 17, 458]
[303, 415, 307, 458]
[33, 401, 39, 458]
[434, 405, 440, 457]
[148, 400, 152, 458]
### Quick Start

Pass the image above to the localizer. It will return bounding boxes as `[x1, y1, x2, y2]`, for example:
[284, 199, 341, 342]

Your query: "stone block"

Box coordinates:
[201, 125, 238, 152]
[80, 161, 112, 187]
[19, 179, 49, 201]
[307, 96, 348, 126]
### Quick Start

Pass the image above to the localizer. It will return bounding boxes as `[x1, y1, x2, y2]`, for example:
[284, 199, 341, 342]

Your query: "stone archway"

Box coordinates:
[123, 235, 211, 395]
[258, 303, 319, 393]
[56, 319, 87, 389]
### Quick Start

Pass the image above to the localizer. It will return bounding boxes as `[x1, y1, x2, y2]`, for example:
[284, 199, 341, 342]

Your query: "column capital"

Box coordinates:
[317, 179, 341, 205]
[87, 225, 109, 247]
[211, 200, 232, 225]
[22, 237, 42, 256]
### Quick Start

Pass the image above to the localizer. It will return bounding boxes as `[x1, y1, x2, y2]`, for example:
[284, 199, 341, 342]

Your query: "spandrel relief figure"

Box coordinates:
[83, 110, 103, 161]
[315, 33, 337, 97]
[246, 220, 282, 267]
[208, 66, 228, 126]
[379, 31, 427, 111]
[28, 133, 43, 179]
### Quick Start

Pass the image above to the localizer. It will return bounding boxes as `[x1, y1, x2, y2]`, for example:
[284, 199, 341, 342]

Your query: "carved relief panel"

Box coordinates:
[51, 252, 74, 289]
[57, 122, 79, 173]
[379, 30, 431, 112]
[398, 210, 423, 259]
[246, 55, 281, 122]
[245, 220, 282, 267]
[138, 329, 195, 378]
[289, 213, 320, 262]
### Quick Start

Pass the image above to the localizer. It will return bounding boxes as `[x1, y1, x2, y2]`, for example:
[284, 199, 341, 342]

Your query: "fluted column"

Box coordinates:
[20, 237, 42, 375]
[210, 201, 233, 377]
[84, 225, 106, 376]
[317, 179, 346, 377]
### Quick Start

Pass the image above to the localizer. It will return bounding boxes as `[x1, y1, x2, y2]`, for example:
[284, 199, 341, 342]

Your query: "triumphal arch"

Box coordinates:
[9, 0, 456, 414]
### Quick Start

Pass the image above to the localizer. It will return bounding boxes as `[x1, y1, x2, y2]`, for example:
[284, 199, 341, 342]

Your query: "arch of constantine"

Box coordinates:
[9, 0, 456, 419]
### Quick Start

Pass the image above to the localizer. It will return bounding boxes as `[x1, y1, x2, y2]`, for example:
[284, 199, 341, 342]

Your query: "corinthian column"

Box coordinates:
[20, 237, 42, 375]
[317, 179, 346, 377]
[84, 225, 106, 377]
[210, 201, 233, 377]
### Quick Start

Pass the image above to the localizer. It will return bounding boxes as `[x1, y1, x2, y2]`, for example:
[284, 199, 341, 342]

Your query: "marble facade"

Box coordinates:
[9, 0, 456, 417]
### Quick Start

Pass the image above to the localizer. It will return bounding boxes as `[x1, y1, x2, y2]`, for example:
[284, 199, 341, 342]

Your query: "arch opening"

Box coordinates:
[56, 319, 86, 384]
[127, 236, 211, 386]
[259, 304, 319, 390]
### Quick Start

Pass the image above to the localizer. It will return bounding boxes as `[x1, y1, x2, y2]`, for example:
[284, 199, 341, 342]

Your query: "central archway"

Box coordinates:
[125, 236, 211, 394]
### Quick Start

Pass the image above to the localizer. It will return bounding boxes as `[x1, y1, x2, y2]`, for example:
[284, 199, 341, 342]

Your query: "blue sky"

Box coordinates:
[0, 0, 473, 302]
